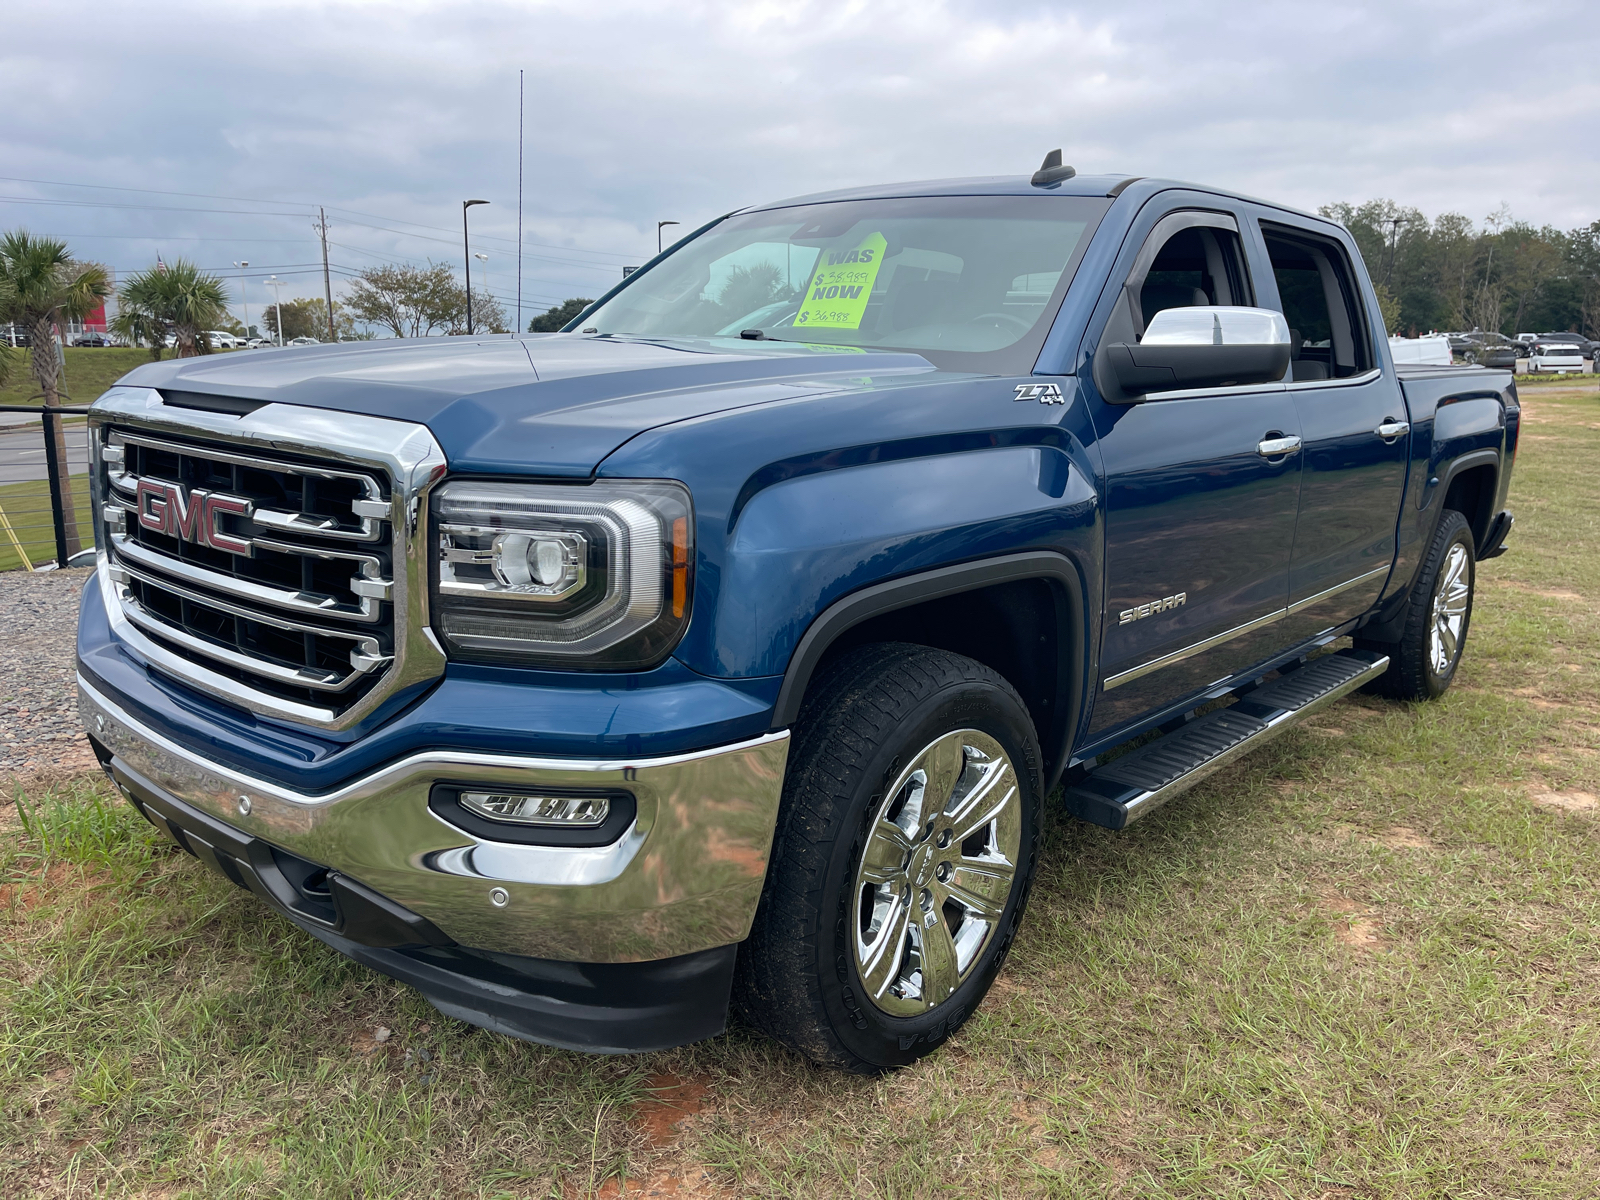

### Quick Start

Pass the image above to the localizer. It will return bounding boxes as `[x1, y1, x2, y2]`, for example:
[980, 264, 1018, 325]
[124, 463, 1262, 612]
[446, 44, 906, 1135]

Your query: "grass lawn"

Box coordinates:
[3, 381, 1597, 1198]
[0, 476, 93, 572]
[0, 347, 158, 410]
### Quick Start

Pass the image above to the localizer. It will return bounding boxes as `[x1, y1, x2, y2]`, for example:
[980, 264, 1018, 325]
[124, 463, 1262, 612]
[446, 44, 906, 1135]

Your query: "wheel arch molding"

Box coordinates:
[770, 551, 1088, 788]
[1365, 448, 1501, 644]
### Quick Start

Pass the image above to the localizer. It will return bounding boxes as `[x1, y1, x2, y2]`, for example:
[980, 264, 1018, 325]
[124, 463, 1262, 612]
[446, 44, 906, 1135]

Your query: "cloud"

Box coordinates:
[1, 0, 1594, 323]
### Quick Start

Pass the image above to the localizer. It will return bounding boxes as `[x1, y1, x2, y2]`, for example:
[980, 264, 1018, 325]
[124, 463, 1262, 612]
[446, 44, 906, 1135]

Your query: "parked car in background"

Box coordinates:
[1535, 332, 1596, 360]
[287, 336, 321, 347]
[72, 333, 112, 347]
[1453, 332, 1522, 369]
[1528, 342, 1586, 374]
[243, 337, 272, 349]
[3, 325, 35, 347]
[204, 331, 239, 350]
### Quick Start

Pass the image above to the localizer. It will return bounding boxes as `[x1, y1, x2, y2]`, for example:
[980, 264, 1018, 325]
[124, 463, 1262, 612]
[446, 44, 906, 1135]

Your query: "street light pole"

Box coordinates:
[462, 199, 489, 334]
[234, 261, 250, 339]
[267, 275, 285, 347]
[657, 220, 680, 256]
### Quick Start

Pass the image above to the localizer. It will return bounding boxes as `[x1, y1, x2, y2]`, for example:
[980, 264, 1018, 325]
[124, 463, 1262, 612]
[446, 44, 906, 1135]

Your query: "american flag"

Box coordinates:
[156, 254, 168, 275]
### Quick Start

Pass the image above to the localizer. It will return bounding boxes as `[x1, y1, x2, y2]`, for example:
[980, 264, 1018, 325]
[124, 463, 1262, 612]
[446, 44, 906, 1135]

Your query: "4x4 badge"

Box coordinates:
[1014, 382, 1064, 404]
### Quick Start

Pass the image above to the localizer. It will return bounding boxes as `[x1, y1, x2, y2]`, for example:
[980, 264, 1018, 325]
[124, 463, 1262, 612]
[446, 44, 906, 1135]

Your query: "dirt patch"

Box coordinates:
[633, 1073, 711, 1149]
[1319, 894, 1389, 950]
[591, 1166, 733, 1198]
[1530, 790, 1598, 814]
[1512, 688, 1570, 712]
[350, 1026, 393, 1057]
[0, 862, 112, 916]
[1373, 826, 1434, 850]
[1496, 581, 1588, 602]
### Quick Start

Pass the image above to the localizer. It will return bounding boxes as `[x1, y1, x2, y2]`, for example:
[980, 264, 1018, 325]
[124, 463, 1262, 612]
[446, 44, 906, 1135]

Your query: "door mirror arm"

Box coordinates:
[1095, 306, 1292, 404]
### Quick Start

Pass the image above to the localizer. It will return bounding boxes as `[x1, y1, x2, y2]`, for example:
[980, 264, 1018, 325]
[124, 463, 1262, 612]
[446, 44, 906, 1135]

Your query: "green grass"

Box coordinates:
[0, 347, 158, 409]
[0, 475, 92, 571]
[4, 381, 1598, 1198]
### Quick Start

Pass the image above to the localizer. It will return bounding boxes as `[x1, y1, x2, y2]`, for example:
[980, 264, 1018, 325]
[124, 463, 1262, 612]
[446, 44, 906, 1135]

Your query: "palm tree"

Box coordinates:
[109, 301, 169, 362]
[118, 260, 230, 357]
[0, 231, 111, 556]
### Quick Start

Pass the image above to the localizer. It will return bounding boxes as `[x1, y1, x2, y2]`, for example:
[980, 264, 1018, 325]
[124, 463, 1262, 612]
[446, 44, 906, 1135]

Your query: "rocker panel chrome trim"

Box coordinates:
[1286, 564, 1391, 616]
[1103, 563, 1394, 692]
[1103, 607, 1286, 691]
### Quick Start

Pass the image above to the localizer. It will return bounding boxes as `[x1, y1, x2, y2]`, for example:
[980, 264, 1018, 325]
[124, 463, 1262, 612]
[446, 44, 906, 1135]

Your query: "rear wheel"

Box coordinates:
[1357, 509, 1475, 700]
[734, 643, 1042, 1072]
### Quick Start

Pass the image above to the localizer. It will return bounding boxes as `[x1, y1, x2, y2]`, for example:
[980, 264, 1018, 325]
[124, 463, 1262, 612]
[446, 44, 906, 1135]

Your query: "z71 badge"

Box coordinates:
[1014, 382, 1065, 404]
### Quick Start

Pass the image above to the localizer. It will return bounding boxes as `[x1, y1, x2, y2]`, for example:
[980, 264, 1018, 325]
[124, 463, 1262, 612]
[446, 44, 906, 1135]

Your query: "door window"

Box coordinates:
[1260, 224, 1373, 381]
[1100, 212, 1254, 352]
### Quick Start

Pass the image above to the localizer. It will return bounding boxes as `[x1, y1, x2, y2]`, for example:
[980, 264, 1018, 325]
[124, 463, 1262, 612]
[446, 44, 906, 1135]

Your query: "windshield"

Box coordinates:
[581, 195, 1109, 373]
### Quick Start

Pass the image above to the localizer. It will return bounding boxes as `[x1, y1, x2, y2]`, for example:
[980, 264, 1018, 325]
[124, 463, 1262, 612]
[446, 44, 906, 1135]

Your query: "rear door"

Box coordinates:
[1255, 219, 1408, 642]
[1085, 203, 1304, 742]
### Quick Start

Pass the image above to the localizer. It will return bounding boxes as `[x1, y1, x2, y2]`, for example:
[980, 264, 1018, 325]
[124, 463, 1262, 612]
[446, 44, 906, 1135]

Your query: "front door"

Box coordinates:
[1087, 209, 1303, 740]
[1260, 222, 1408, 642]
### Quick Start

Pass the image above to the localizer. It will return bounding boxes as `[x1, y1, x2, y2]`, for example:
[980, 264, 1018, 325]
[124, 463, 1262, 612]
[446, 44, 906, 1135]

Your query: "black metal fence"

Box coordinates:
[0, 404, 96, 572]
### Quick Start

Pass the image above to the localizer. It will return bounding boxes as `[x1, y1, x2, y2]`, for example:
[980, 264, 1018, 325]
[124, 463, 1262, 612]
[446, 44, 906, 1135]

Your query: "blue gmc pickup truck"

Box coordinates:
[77, 155, 1517, 1073]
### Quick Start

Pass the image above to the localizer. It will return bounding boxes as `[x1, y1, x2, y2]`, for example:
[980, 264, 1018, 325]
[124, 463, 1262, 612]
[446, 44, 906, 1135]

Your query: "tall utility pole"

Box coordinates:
[314, 208, 335, 341]
[462, 199, 489, 334]
[233, 261, 250, 337]
[517, 69, 524, 334]
[267, 276, 285, 347]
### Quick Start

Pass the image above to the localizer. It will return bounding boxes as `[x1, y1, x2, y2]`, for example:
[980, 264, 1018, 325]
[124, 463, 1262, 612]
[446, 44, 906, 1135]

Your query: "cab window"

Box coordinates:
[1260, 223, 1373, 380]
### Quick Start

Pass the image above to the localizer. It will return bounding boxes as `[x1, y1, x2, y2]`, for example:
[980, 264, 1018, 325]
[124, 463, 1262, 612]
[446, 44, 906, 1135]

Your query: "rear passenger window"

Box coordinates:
[1261, 224, 1373, 380]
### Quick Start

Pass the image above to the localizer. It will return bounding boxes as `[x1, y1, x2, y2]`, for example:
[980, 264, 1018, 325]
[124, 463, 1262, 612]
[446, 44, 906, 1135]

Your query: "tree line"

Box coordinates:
[1324, 200, 1600, 337]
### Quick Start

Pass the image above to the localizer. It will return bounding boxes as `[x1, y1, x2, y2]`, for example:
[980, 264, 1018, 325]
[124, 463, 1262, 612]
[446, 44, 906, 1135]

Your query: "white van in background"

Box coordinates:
[1387, 334, 1453, 366]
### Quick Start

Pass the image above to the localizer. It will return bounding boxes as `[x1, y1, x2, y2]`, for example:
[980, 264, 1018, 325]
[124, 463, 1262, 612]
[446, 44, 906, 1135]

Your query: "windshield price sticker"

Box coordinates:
[794, 233, 887, 330]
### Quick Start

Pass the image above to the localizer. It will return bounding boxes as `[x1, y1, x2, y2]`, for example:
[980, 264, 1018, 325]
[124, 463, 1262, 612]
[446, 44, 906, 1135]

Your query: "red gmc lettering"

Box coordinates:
[135, 479, 169, 533]
[131, 481, 252, 555]
[202, 494, 253, 555]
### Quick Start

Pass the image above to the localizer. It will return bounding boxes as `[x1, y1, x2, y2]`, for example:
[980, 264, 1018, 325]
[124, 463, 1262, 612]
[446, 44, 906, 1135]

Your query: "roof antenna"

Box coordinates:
[1030, 149, 1077, 188]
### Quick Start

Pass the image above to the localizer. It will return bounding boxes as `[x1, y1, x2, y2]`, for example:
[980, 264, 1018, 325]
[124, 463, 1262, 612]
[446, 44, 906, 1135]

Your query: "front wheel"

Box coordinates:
[734, 644, 1042, 1072]
[1357, 508, 1475, 699]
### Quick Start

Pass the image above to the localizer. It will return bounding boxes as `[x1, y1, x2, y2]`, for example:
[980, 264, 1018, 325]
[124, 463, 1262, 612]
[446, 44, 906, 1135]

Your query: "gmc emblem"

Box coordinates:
[135, 480, 254, 556]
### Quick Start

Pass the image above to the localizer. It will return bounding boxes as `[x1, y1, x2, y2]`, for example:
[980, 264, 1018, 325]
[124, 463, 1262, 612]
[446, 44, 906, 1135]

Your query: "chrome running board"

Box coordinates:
[1066, 649, 1390, 831]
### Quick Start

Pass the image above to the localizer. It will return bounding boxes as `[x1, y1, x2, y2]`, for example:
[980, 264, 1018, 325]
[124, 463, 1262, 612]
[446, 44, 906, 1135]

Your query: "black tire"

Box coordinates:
[733, 643, 1043, 1073]
[1356, 509, 1476, 700]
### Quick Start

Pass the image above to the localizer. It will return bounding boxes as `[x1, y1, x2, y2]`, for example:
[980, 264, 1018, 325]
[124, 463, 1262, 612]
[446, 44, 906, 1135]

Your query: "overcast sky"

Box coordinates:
[4, 0, 1596, 330]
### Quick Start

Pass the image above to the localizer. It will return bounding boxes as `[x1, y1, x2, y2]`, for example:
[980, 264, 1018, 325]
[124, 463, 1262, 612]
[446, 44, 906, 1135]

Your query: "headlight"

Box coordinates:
[432, 479, 692, 669]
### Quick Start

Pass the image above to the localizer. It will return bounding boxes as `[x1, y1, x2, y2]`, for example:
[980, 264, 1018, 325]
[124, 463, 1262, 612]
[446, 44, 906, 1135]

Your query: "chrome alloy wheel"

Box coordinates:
[851, 730, 1021, 1017]
[1430, 542, 1471, 676]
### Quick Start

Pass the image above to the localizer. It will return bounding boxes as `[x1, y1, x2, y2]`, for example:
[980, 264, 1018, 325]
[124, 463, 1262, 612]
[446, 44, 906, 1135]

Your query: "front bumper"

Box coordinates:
[79, 674, 790, 966]
[101, 762, 737, 1052]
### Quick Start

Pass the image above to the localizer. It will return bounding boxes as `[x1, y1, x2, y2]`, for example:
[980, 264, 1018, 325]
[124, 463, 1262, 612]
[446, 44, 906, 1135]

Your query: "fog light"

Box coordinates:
[459, 791, 611, 827]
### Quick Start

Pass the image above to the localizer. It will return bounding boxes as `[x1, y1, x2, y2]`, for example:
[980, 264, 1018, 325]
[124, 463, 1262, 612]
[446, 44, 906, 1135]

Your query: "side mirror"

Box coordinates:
[1096, 306, 1292, 403]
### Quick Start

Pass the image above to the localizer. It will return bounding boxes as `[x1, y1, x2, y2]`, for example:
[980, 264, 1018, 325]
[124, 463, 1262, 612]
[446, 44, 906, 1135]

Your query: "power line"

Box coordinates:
[0, 174, 649, 261]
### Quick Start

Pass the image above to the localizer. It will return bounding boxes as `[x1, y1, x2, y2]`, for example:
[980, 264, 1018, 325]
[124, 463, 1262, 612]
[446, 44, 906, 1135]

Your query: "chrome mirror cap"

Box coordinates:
[1141, 306, 1290, 347]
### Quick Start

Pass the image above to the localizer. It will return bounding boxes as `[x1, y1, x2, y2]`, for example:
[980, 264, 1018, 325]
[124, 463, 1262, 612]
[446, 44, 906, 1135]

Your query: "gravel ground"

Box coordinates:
[0, 567, 97, 779]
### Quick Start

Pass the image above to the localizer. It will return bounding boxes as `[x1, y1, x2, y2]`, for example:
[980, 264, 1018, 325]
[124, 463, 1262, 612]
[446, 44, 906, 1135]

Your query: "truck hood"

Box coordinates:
[114, 334, 937, 475]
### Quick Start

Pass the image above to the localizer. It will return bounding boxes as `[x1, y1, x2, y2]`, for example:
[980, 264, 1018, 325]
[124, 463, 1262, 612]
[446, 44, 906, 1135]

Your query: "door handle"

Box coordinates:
[1375, 419, 1410, 441]
[1257, 435, 1302, 457]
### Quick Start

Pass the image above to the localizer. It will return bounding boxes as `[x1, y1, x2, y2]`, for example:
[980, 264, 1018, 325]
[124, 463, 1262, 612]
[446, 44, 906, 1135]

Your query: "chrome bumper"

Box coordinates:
[79, 674, 789, 963]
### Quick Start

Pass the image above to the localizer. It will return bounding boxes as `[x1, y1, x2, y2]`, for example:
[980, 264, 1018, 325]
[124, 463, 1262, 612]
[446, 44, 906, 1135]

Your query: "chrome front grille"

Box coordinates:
[90, 387, 448, 730]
